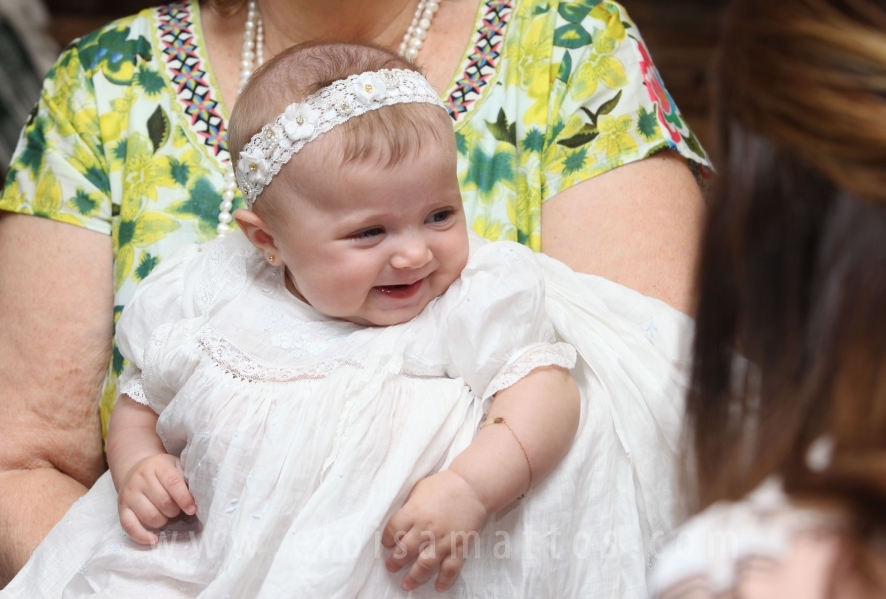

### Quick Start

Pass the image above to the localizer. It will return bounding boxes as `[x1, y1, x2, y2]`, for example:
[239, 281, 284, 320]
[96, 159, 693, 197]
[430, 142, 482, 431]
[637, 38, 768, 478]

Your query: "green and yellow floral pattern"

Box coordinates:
[0, 0, 709, 438]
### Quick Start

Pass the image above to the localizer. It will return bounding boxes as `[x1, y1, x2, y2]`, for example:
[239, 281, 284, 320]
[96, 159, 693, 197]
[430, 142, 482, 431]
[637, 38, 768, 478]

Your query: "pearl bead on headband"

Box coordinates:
[235, 68, 445, 208]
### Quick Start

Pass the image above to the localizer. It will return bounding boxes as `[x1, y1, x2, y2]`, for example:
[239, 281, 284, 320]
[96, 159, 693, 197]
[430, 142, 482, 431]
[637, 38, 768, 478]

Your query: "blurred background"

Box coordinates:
[2, 0, 730, 177]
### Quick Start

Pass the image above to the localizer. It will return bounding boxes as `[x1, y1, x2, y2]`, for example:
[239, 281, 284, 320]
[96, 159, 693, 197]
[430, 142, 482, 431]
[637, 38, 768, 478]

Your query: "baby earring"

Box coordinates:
[267, 255, 275, 264]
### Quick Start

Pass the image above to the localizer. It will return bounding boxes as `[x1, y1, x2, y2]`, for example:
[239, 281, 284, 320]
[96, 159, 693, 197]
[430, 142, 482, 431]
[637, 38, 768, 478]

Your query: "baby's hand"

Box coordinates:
[117, 453, 196, 545]
[382, 469, 489, 592]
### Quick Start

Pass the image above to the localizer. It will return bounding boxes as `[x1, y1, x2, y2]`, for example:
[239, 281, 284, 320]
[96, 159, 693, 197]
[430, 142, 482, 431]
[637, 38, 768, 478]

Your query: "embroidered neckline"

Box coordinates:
[155, 0, 512, 160]
[443, 0, 513, 123]
[156, 1, 231, 167]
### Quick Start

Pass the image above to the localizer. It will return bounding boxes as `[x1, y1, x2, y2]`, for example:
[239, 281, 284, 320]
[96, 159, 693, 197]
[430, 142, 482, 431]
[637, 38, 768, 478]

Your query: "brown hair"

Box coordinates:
[228, 41, 453, 219]
[687, 0, 886, 588]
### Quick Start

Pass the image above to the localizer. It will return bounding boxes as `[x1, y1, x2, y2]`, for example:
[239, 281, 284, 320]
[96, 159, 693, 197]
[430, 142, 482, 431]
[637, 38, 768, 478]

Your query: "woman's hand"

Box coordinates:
[116, 454, 196, 545]
[382, 469, 489, 592]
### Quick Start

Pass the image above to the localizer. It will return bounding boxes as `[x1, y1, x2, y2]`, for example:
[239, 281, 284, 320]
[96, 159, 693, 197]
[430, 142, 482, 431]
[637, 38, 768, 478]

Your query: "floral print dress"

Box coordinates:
[0, 0, 710, 436]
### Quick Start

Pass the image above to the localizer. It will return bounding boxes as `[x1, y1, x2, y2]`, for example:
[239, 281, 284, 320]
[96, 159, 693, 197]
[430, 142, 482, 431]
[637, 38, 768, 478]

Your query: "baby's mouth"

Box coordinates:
[373, 279, 424, 299]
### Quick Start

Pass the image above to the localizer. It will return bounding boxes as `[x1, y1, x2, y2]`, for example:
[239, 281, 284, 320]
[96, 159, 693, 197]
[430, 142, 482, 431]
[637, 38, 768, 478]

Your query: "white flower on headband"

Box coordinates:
[237, 150, 269, 185]
[354, 73, 387, 105]
[283, 103, 319, 141]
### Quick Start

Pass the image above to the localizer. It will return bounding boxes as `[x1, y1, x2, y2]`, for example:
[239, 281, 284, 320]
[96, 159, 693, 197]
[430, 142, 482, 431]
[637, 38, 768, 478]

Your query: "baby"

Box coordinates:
[1, 37, 702, 599]
[35, 41, 580, 597]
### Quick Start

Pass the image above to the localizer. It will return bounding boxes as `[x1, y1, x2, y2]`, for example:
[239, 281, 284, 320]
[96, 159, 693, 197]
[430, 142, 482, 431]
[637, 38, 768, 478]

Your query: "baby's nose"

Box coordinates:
[390, 237, 433, 270]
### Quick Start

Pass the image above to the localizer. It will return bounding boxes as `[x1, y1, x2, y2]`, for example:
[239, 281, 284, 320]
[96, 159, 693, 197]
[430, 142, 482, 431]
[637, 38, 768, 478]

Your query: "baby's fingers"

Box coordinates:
[381, 508, 411, 549]
[143, 479, 185, 519]
[385, 527, 421, 573]
[159, 461, 196, 516]
[129, 492, 171, 530]
[401, 542, 444, 592]
[119, 507, 158, 545]
[435, 552, 466, 592]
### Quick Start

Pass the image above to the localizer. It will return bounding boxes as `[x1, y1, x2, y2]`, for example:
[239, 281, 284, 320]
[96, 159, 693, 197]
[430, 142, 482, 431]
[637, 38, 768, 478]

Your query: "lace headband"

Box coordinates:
[235, 68, 445, 207]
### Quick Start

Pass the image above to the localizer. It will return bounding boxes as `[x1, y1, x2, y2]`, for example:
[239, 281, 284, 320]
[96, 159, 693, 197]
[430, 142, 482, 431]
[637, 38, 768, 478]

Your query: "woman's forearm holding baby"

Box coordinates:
[0, 213, 112, 584]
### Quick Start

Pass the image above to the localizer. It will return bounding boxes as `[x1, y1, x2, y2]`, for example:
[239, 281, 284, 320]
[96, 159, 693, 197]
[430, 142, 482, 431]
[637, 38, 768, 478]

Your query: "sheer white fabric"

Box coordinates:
[4, 231, 694, 598]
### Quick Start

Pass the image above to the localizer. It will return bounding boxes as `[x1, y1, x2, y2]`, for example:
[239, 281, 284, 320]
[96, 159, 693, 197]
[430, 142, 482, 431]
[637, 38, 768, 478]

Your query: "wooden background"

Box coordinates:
[44, 0, 730, 151]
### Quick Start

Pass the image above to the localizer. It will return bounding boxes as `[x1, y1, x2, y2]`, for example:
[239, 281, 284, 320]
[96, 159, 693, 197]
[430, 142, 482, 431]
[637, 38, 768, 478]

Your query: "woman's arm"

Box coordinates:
[0, 213, 112, 585]
[541, 150, 705, 315]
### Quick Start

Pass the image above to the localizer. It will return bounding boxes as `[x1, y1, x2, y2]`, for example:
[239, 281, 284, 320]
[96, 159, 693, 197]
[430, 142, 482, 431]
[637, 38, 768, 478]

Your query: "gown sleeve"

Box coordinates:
[115, 232, 255, 413]
[115, 242, 203, 413]
[441, 239, 576, 404]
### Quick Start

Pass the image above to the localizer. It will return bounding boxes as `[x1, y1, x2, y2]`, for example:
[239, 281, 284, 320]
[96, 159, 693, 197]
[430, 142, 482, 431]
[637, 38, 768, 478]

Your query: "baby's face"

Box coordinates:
[269, 137, 469, 326]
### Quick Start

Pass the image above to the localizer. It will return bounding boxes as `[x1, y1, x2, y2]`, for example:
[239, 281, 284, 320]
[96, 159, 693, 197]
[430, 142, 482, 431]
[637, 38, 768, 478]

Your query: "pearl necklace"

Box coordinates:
[238, 0, 264, 93]
[217, 0, 439, 237]
[217, 1, 263, 236]
[400, 0, 441, 62]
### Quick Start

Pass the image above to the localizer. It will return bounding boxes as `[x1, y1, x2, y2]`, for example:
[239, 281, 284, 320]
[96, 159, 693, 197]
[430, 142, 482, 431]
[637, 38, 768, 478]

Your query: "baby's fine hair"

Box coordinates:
[229, 41, 453, 177]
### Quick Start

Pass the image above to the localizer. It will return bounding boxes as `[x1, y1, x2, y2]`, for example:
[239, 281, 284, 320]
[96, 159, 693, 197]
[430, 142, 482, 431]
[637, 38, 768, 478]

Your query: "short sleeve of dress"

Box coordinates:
[115, 233, 254, 413]
[0, 42, 112, 235]
[542, 1, 712, 200]
[115, 242, 202, 413]
[441, 240, 576, 404]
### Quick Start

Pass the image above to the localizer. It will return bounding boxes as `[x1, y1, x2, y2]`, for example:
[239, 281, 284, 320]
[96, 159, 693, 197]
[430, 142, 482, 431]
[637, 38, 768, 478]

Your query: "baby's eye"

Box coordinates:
[426, 209, 453, 224]
[351, 227, 384, 240]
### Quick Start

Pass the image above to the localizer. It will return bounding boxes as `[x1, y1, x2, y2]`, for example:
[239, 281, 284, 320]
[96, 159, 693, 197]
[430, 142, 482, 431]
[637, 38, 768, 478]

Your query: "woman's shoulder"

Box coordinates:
[51, 2, 203, 88]
[56, 7, 158, 77]
[501, 0, 651, 72]
[453, 0, 710, 238]
[650, 479, 847, 599]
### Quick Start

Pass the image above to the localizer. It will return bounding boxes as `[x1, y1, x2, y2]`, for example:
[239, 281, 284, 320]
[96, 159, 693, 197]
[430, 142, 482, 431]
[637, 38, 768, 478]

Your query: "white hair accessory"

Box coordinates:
[235, 68, 445, 207]
[805, 435, 834, 472]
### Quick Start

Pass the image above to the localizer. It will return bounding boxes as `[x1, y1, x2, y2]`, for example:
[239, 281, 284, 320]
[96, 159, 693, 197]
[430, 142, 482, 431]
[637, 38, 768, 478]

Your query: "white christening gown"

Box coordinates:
[3, 231, 693, 599]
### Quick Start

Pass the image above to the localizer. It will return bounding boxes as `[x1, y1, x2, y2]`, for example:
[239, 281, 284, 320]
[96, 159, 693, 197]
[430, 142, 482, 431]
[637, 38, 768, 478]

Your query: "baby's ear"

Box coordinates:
[234, 209, 279, 255]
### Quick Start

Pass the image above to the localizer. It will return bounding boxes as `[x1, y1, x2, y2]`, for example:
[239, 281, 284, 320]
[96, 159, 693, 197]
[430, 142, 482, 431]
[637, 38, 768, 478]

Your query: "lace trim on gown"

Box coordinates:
[118, 365, 145, 403]
[198, 326, 365, 383]
[118, 365, 164, 413]
[194, 327, 571, 390]
[483, 341, 577, 399]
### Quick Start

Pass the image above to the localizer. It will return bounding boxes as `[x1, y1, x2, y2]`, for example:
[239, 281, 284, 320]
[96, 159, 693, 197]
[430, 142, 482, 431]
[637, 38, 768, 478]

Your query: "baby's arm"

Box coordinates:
[382, 365, 580, 592]
[107, 395, 196, 544]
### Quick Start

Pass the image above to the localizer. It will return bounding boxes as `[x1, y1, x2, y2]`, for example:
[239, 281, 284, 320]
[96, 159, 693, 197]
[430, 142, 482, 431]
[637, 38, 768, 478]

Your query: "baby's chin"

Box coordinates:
[339, 292, 441, 327]
[340, 303, 433, 327]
